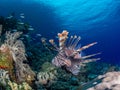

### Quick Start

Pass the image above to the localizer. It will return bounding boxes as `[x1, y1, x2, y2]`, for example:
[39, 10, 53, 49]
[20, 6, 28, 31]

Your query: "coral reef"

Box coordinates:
[0, 22, 35, 85]
[87, 71, 120, 90]
[8, 81, 32, 90]
[0, 15, 120, 90]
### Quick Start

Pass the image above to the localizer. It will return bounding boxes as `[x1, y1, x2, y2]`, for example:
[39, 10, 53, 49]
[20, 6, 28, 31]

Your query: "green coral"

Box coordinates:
[37, 62, 57, 85]
[0, 53, 10, 68]
[41, 62, 56, 72]
[7, 80, 32, 90]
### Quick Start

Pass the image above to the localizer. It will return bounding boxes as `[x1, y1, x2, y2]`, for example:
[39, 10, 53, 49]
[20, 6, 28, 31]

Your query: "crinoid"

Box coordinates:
[49, 30, 100, 75]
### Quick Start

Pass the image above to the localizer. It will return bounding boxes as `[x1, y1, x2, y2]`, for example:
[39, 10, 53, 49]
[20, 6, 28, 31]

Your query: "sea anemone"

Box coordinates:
[49, 30, 100, 75]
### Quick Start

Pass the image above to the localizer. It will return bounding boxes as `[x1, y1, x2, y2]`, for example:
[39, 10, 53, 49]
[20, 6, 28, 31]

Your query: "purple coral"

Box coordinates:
[49, 30, 100, 75]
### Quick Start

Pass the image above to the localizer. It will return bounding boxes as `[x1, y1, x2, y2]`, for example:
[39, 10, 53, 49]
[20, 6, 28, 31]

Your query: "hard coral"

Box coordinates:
[87, 71, 120, 90]
[49, 30, 100, 75]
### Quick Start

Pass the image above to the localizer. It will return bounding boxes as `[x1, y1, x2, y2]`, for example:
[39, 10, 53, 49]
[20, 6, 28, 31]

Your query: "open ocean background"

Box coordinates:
[0, 0, 120, 65]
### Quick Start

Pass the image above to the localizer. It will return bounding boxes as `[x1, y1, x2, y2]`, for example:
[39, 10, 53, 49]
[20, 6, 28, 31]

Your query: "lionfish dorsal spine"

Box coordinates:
[68, 42, 97, 57]
[58, 30, 69, 50]
[71, 36, 81, 49]
[68, 35, 76, 49]
[49, 39, 59, 51]
[67, 36, 73, 47]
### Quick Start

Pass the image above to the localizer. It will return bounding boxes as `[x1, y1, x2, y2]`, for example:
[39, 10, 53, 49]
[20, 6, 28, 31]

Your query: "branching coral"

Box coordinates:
[49, 30, 100, 75]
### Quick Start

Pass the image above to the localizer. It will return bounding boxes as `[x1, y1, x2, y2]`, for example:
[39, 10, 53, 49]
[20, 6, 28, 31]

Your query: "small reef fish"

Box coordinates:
[93, 82, 97, 85]
[28, 28, 34, 31]
[12, 29, 17, 32]
[20, 15, 25, 18]
[17, 22, 24, 25]
[23, 34, 29, 38]
[19, 38, 24, 40]
[6, 15, 13, 19]
[36, 34, 42, 37]
[20, 13, 25, 18]
[20, 13, 24, 16]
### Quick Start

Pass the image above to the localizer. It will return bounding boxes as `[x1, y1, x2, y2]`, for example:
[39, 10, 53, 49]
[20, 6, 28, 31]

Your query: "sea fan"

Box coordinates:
[49, 30, 100, 75]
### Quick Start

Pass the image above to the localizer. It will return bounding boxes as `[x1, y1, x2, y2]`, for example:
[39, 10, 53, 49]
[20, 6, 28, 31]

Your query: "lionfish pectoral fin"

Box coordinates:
[65, 48, 73, 56]
[74, 53, 81, 59]
[81, 52, 101, 59]
[83, 58, 100, 64]
[77, 42, 97, 52]
[66, 65, 80, 75]
[63, 59, 71, 67]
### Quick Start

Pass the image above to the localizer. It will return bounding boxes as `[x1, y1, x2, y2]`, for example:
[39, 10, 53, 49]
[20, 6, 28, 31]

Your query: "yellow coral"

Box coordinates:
[0, 44, 15, 81]
[8, 80, 32, 90]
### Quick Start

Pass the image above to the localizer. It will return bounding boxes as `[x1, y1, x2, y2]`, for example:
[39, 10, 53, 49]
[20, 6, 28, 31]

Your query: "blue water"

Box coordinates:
[0, 0, 120, 65]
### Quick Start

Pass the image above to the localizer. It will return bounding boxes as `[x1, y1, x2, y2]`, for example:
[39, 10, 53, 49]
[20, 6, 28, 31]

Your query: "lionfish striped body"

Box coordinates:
[49, 30, 100, 75]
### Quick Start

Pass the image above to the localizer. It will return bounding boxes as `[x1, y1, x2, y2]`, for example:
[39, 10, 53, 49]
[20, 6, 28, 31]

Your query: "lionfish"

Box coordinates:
[49, 30, 100, 75]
